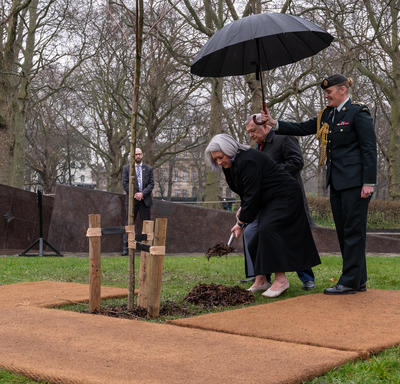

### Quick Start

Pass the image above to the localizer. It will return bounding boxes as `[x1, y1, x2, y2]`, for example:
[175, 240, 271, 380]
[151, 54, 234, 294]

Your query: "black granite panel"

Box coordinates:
[48, 185, 125, 252]
[151, 200, 241, 254]
[0, 184, 54, 250]
[2, 184, 399, 254]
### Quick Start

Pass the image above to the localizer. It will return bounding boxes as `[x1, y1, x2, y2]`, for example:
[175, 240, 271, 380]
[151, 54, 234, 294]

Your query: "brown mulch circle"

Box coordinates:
[184, 283, 255, 307]
[88, 300, 196, 319]
[206, 243, 235, 259]
[87, 284, 254, 319]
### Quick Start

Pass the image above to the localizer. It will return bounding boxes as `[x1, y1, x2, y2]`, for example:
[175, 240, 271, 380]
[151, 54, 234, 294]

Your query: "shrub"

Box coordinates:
[307, 197, 400, 229]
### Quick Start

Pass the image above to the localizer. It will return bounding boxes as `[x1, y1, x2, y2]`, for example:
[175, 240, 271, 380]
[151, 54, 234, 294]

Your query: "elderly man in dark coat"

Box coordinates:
[242, 114, 316, 290]
[263, 74, 377, 294]
[205, 134, 320, 298]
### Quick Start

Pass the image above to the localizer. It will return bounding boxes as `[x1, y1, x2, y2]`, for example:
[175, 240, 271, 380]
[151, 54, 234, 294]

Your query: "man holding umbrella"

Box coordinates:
[263, 74, 377, 295]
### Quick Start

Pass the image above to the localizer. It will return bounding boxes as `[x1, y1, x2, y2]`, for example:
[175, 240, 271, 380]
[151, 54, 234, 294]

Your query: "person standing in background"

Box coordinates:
[122, 148, 154, 255]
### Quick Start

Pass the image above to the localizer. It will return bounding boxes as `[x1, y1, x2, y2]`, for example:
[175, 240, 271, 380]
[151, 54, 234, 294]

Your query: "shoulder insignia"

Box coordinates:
[352, 101, 370, 112]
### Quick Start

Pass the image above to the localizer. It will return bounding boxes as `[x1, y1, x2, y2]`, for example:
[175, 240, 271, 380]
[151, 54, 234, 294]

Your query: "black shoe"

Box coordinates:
[324, 284, 357, 295]
[358, 283, 367, 292]
[240, 277, 256, 284]
[121, 250, 128, 256]
[302, 280, 316, 290]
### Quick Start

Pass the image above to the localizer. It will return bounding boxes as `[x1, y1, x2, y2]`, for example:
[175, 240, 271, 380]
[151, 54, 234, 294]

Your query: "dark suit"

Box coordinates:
[277, 99, 377, 289]
[243, 130, 315, 283]
[122, 163, 154, 252]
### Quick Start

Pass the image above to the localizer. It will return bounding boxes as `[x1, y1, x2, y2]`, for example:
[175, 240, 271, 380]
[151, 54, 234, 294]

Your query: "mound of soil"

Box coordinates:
[206, 243, 235, 259]
[89, 300, 196, 319]
[184, 283, 255, 307]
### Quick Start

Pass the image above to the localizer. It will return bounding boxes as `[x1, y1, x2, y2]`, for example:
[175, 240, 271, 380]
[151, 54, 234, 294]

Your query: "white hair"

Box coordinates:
[205, 133, 251, 169]
[244, 113, 264, 126]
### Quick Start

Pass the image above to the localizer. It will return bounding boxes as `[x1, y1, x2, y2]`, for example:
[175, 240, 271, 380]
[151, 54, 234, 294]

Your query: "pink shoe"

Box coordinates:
[247, 282, 271, 293]
[262, 281, 289, 298]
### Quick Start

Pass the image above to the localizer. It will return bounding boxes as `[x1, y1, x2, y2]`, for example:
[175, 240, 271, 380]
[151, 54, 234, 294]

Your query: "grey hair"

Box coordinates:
[205, 133, 251, 169]
[244, 113, 263, 126]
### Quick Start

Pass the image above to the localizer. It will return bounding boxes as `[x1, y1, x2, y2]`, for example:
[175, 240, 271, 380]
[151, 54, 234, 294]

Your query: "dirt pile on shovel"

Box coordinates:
[184, 283, 254, 307]
[206, 243, 235, 259]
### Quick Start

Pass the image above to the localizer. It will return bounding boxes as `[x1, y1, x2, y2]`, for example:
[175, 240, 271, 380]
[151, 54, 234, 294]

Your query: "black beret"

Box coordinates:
[321, 74, 348, 89]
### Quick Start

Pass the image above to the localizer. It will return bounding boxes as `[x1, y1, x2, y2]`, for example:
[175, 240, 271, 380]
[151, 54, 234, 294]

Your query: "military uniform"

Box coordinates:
[276, 96, 377, 291]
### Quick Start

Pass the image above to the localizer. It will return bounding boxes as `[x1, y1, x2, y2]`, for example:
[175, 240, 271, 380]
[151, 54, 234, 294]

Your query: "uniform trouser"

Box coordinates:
[243, 219, 315, 283]
[329, 185, 370, 290]
[123, 198, 151, 252]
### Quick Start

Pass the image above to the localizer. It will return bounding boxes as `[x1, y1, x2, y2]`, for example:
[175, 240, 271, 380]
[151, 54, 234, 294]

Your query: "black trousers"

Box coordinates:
[123, 198, 151, 252]
[330, 185, 371, 289]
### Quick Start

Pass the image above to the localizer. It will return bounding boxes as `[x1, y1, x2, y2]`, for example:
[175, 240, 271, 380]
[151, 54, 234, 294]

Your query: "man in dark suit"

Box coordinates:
[122, 147, 154, 255]
[263, 74, 377, 294]
[242, 116, 316, 290]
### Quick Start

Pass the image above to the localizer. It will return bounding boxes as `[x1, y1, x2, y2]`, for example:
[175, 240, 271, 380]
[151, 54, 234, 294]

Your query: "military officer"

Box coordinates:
[262, 74, 377, 294]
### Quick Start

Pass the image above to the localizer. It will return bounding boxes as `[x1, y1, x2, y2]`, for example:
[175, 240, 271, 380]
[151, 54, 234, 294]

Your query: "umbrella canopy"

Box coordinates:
[191, 13, 334, 77]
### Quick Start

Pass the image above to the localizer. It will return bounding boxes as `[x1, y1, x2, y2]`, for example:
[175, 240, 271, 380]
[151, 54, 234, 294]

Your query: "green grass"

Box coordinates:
[0, 370, 46, 384]
[0, 254, 400, 383]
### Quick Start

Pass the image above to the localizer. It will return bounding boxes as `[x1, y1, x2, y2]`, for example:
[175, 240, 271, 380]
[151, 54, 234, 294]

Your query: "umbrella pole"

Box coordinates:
[253, 38, 267, 125]
[259, 69, 266, 113]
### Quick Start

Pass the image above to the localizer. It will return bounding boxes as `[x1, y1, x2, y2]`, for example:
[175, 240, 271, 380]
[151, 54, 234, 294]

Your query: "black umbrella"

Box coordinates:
[191, 13, 333, 123]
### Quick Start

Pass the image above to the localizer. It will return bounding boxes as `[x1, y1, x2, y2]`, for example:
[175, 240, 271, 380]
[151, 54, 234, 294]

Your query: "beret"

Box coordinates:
[321, 74, 348, 89]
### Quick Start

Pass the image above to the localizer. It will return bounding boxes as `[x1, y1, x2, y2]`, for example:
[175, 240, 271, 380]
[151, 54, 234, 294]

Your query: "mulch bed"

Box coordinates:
[206, 243, 235, 259]
[88, 300, 196, 319]
[86, 284, 254, 319]
[184, 283, 254, 307]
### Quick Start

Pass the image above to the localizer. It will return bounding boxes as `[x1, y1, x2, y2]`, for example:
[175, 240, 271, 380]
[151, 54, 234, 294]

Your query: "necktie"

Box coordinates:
[136, 165, 142, 191]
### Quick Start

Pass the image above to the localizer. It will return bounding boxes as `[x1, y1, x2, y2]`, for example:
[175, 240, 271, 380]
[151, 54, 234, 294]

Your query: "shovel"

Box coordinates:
[206, 232, 236, 259]
[227, 232, 234, 247]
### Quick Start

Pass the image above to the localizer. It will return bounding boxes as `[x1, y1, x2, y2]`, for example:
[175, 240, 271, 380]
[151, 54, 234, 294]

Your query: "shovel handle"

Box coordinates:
[227, 233, 234, 247]
[253, 101, 268, 125]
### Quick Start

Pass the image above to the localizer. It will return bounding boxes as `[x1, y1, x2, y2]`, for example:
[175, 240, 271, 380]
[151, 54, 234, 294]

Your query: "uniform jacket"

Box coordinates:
[122, 163, 154, 207]
[277, 99, 377, 190]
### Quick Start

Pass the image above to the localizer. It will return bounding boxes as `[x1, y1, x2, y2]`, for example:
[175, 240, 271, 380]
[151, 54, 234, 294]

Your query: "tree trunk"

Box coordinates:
[0, 0, 21, 185]
[245, 73, 263, 114]
[127, 0, 144, 310]
[1, 0, 38, 188]
[167, 158, 174, 200]
[389, 90, 400, 199]
[204, 77, 223, 208]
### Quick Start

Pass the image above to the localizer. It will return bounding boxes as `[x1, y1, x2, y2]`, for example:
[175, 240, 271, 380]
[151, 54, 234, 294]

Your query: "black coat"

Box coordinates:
[122, 163, 154, 207]
[223, 149, 320, 274]
[278, 99, 377, 190]
[257, 130, 304, 179]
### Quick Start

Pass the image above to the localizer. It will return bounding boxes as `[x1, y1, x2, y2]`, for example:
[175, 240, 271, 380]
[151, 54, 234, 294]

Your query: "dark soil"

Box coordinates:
[85, 284, 253, 320]
[88, 300, 196, 319]
[184, 283, 254, 307]
[206, 243, 235, 259]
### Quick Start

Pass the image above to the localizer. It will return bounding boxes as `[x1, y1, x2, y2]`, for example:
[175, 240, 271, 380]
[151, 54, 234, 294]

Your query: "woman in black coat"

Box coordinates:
[205, 134, 320, 298]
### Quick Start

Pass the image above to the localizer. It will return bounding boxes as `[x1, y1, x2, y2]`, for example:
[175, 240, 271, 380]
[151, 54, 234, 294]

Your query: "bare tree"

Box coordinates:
[0, 0, 93, 188]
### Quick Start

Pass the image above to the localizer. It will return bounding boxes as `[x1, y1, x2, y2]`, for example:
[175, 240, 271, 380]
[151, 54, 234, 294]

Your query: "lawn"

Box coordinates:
[0, 253, 399, 383]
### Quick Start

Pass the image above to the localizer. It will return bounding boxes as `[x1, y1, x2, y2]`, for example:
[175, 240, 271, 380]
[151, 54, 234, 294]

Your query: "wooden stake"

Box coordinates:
[88, 214, 101, 313]
[137, 220, 154, 308]
[147, 218, 167, 318]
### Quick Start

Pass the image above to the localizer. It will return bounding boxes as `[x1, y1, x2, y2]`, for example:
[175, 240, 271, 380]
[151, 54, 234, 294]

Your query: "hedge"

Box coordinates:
[307, 197, 400, 229]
